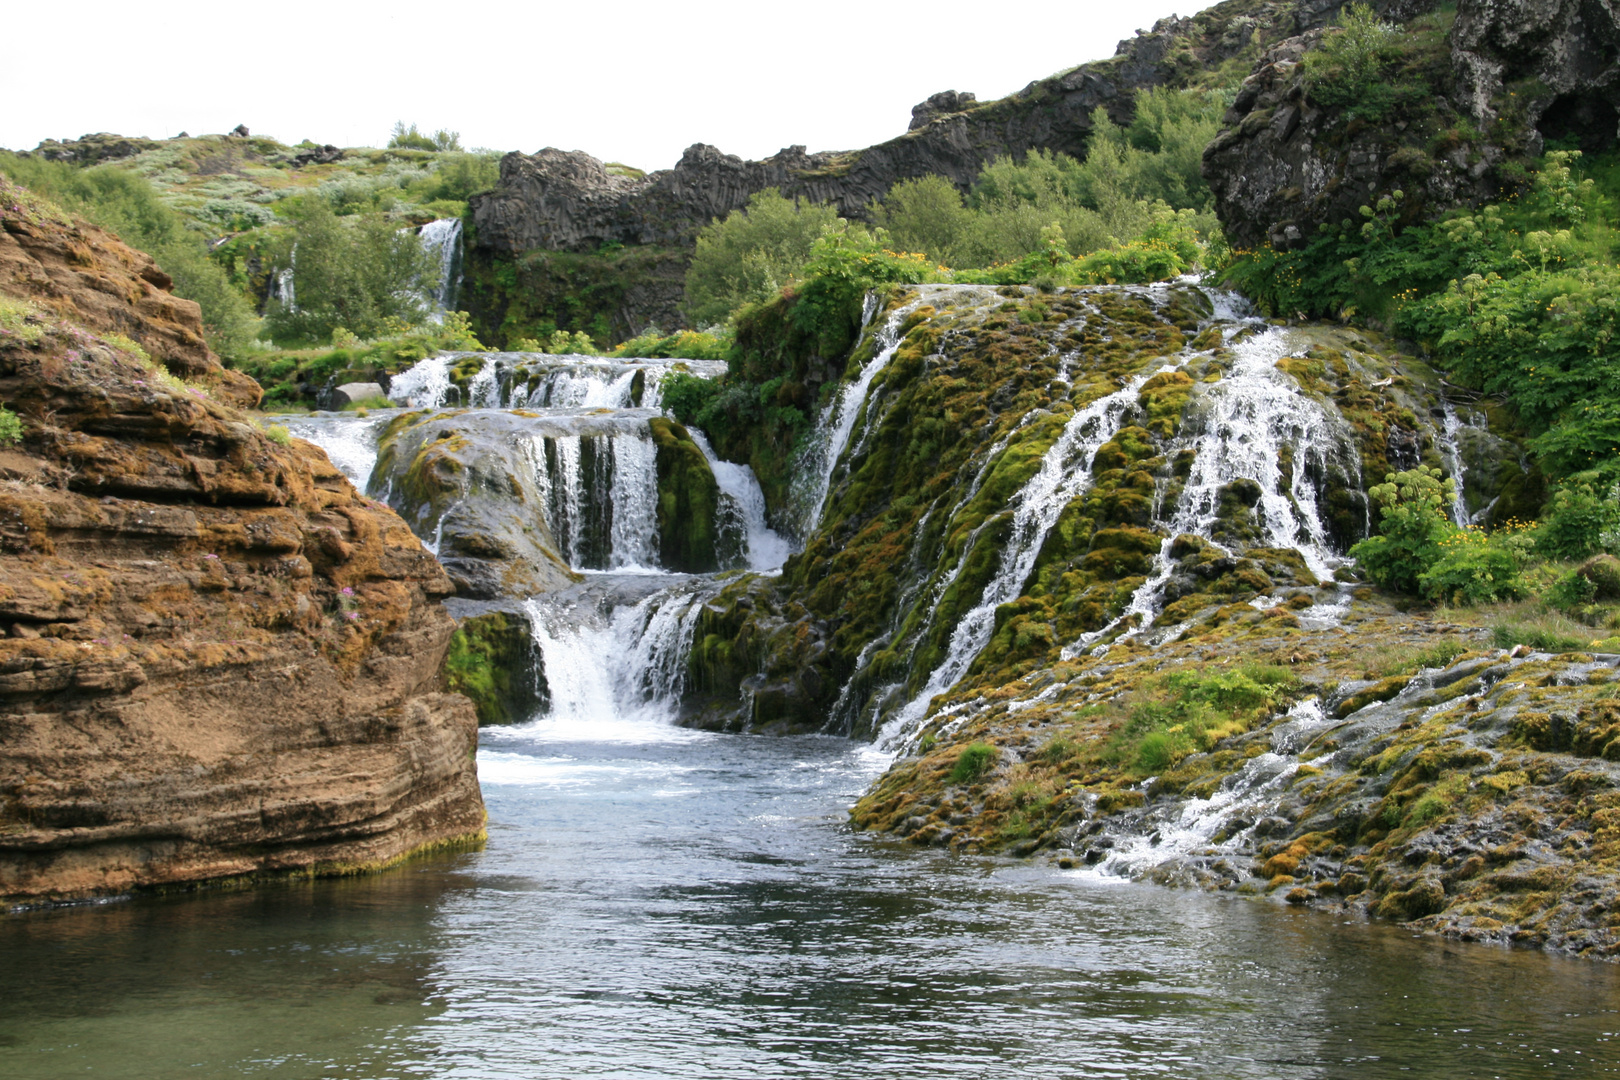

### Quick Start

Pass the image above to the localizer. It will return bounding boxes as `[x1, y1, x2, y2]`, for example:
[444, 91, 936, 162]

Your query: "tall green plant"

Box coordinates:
[683, 189, 848, 326]
[264, 199, 435, 344]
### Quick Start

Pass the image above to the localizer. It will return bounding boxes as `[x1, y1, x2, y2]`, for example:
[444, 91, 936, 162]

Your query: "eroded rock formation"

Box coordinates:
[0, 186, 485, 905]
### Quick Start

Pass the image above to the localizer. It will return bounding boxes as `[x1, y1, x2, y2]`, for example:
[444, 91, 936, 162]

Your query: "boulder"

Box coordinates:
[327, 381, 387, 409]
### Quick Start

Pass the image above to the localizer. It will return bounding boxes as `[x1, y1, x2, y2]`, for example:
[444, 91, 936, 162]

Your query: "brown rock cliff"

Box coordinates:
[0, 186, 485, 905]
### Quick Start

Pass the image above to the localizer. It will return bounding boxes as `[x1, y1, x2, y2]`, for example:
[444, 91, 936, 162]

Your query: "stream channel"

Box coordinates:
[3, 295, 1619, 1078]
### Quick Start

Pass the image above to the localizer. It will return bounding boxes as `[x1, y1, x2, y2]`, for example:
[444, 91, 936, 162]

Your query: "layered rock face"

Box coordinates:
[0, 190, 485, 905]
[1205, 0, 1620, 248]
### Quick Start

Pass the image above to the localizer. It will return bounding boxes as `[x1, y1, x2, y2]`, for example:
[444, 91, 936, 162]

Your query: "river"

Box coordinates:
[3, 707, 1616, 1078]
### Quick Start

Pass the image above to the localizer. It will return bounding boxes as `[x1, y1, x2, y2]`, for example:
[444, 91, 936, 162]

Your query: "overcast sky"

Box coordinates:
[5, 1, 1216, 170]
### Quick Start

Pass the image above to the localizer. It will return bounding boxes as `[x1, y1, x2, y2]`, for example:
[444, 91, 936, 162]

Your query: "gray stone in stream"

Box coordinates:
[370, 409, 600, 599]
[329, 382, 386, 409]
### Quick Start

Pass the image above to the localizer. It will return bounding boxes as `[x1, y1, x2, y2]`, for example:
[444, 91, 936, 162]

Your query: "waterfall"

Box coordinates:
[388, 355, 454, 408]
[1438, 401, 1478, 525]
[281, 414, 387, 491]
[607, 433, 659, 570]
[522, 584, 711, 738]
[789, 296, 925, 537]
[466, 355, 501, 408]
[688, 431, 793, 572]
[418, 218, 463, 315]
[1164, 325, 1353, 582]
[1079, 698, 1337, 880]
[878, 371, 1163, 749]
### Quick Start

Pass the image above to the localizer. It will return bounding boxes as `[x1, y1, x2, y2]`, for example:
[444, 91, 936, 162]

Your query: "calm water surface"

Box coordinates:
[3, 718, 1617, 1079]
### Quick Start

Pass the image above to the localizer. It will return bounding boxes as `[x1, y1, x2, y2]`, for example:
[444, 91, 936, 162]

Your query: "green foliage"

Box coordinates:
[1349, 466, 1457, 594]
[1302, 3, 1407, 120]
[262, 423, 292, 445]
[1535, 473, 1620, 560]
[610, 328, 730, 360]
[1220, 151, 1620, 489]
[0, 405, 23, 445]
[684, 189, 849, 326]
[264, 199, 435, 344]
[0, 153, 259, 358]
[949, 743, 998, 784]
[659, 372, 723, 426]
[1417, 528, 1530, 605]
[389, 122, 461, 152]
[869, 175, 976, 267]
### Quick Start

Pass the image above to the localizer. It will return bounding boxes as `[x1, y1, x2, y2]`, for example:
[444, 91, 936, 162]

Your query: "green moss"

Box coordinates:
[648, 417, 723, 572]
[444, 611, 546, 725]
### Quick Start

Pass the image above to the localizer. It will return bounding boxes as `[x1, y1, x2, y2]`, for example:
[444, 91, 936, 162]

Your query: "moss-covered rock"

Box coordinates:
[648, 417, 724, 573]
[444, 611, 546, 725]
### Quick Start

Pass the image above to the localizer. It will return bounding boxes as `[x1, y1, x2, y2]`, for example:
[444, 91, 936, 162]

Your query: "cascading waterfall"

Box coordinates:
[789, 296, 926, 537]
[281, 414, 388, 490]
[606, 434, 659, 570]
[1079, 697, 1337, 879]
[522, 584, 712, 738]
[418, 218, 463, 315]
[388, 355, 454, 408]
[383, 353, 724, 411]
[688, 431, 793, 571]
[1076, 317, 1364, 654]
[877, 371, 1165, 750]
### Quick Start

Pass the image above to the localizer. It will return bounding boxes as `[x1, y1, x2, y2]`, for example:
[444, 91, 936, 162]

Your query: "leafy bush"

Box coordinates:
[1302, 3, 1406, 120]
[1536, 472, 1620, 560]
[949, 743, 998, 784]
[0, 405, 23, 445]
[389, 122, 460, 152]
[659, 372, 722, 426]
[264, 199, 435, 344]
[1418, 528, 1528, 605]
[684, 189, 849, 325]
[1350, 466, 1458, 594]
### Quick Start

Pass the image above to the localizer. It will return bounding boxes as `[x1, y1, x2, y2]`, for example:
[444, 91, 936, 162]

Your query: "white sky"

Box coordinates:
[4, 1, 1215, 171]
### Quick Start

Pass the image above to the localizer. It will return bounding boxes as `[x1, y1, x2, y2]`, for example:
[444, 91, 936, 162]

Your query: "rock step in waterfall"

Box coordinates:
[291, 283, 1513, 753]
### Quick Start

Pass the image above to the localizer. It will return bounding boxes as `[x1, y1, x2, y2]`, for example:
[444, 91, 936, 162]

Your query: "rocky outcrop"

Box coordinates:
[0, 191, 485, 906]
[369, 409, 583, 600]
[1204, 0, 1620, 249]
[23, 133, 161, 166]
[0, 179, 261, 407]
[469, 1, 1311, 261]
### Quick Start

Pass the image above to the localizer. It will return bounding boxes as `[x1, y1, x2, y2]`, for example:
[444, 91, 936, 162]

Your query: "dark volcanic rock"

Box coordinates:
[470, 6, 1302, 260]
[1204, 0, 1620, 249]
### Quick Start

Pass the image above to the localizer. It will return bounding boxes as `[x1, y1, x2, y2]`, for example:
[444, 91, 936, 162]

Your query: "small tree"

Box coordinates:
[265, 199, 435, 344]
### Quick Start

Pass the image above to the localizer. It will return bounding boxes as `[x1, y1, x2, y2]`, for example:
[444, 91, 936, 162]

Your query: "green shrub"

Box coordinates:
[659, 372, 722, 425]
[1350, 466, 1457, 594]
[0, 405, 23, 445]
[949, 742, 998, 784]
[1418, 528, 1528, 604]
[264, 199, 435, 344]
[1302, 3, 1406, 120]
[684, 189, 849, 326]
[1537, 472, 1620, 560]
[262, 423, 292, 445]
